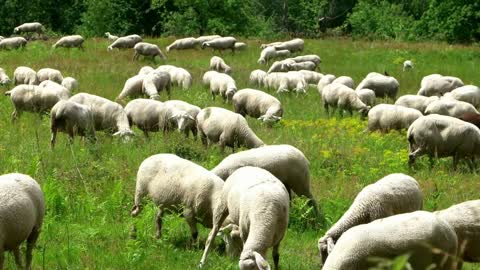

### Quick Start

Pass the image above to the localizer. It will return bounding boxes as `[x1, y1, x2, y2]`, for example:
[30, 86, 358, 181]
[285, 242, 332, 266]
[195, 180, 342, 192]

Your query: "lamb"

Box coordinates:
[105, 32, 118, 42]
[138, 66, 154, 76]
[133, 42, 166, 61]
[407, 114, 480, 169]
[298, 70, 323, 84]
[435, 200, 480, 266]
[107, 34, 142, 51]
[249, 69, 267, 87]
[211, 144, 318, 213]
[443, 85, 480, 108]
[196, 107, 265, 151]
[209, 56, 231, 74]
[13, 66, 38, 85]
[289, 61, 316, 71]
[14, 22, 44, 34]
[232, 88, 283, 123]
[0, 173, 44, 270]
[5, 84, 70, 120]
[267, 59, 295, 73]
[273, 38, 304, 53]
[164, 100, 201, 138]
[52, 35, 84, 49]
[367, 104, 422, 132]
[394, 94, 440, 114]
[356, 72, 399, 99]
[424, 99, 479, 119]
[157, 65, 192, 90]
[61, 77, 79, 92]
[195, 35, 222, 46]
[258, 46, 278, 65]
[37, 68, 63, 83]
[166, 37, 197, 52]
[131, 154, 225, 241]
[201, 37, 237, 53]
[0, 37, 27, 50]
[356, 88, 376, 107]
[69, 93, 135, 139]
[322, 83, 370, 117]
[234, 42, 247, 50]
[50, 100, 96, 148]
[209, 73, 237, 102]
[403, 60, 414, 71]
[322, 211, 457, 270]
[317, 74, 336, 95]
[418, 74, 464, 96]
[291, 54, 321, 66]
[333, 76, 354, 89]
[200, 167, 289, 270]
[142, 71, 171, 100]
[277, 71, 307, 94]
[0, 68, 11, 85]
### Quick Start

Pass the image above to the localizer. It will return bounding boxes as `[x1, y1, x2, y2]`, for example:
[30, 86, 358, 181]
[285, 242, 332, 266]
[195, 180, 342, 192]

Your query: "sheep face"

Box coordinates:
[359, 106, 371, 118]
[258, 114, 281, 123]
[13, 27, 19, 33]
[201, 42, 209, 49]
[0, 78, 11, 85]
[239, 251, 271, 270]
[257, 59, 266, 65]
[226, 88, 236, 101]
[170, 112, 195, 132]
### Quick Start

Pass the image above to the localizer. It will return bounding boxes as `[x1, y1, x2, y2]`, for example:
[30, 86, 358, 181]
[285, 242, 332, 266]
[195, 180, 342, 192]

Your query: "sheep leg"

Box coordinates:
[183, 208, 198, 242]
[452, 154, 459, 170]
[13, 246, 23, 268]
[26, 228, 40, 270]
[10, 109, 19, 122]
[50, 129, 57, 149]
[272, 244, 280, 270]
[323, 103, 329, 116]
[191, 127, 198, 141]
[199, 207, 229, 268]
[155, 208, 164, 239]
[408, 146, 426, 165]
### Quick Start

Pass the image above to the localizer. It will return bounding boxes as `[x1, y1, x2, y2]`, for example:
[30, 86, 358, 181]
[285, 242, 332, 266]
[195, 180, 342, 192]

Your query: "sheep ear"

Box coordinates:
[253, 252, 271, 270]
[327, 237, 335, 254]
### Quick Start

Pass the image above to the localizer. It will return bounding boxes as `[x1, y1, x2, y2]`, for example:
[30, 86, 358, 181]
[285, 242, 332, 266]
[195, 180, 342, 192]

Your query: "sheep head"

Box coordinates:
[225, 87, 236, 102]
[258, 114, 281, 123]
[239, 251, 271, 270]
[169, 111, 195, 132]
[201, 42, 209, 49]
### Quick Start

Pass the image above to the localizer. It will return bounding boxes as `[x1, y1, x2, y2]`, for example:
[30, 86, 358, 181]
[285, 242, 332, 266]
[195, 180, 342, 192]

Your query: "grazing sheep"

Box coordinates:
[356, 88, 376, 107]
[267, 59, 296, 73]
[196, 107, 265, 151]
[367, 104, 422, 132]
[298, 70, 323, 84]
[425, 99, 479, 119]
[289, 61, 316, 71]
[277, 71, 307, 94]
[0, 37, 27, 50]
[443, 85, 480, 108]
[156, 66, 192, 90]
[435, 200, 480, 266]
[322, 211, 457, 270]
[69, 93, 135, 139]
[142, 71, 171, 100]
[209, 56, 231, 74]
[258, 46, 278, 65]
[107, 34, 142, 51]
[418, 74, 464, 96]
[202, 70, 218, 88]
[232, 88, 283, 123]
[272, 49, 291, 60]
[166, 37, 197, 52]
[333, 76, 354, 89]
[131, 154, 225, 241]
[262, 72, 287, 90]
[50, 100, 96, 148]
[273, 38, 304, 53]
[407, 114, 480, 169]
[0, 173, 44, 270]
[322, 83, 370, 117]
[260, 41, 283, 49]
[318, 173, 423, 263]
[200, 167, 289, 270]
[133, 42, 166, 61]
[39, 80, 69, 93]
[403, 60, 414, 71]
[61, 77, 79, 92]
[356, 72, 399, 99]
[394, 94, 440, 114]
[37, 68, 63, 83]
[195, 35, 222, 46]
[317, 74, 336, 95]
[116, 74, 145, 101]
[233, 42, 247, 50]
[14, 22, 44, 34]
[5, 84, 70, 120]
[209, 73, 237, 102]
[105, 32, 118, 41]
[291, 54, 321, 66]
[13, 66, 38, 85]
[164, 100, 201, 138]
[249, 69, 267, 87]
[0, 68, 11, 85]
[201, 37, 237, 53]
[52, 35, 84, 49]
[138, 66, 154, 76]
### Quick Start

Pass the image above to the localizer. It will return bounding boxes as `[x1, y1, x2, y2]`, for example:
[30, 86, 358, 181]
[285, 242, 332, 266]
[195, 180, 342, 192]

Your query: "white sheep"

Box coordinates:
[289, 61, 316, 71]
[394, 94, 440, 114]
[0, 173, 44, 270]
[272, 49, 291, 60]
[69, 93, 135, 139]
[333, 76, 354, 89]
[262, 72, 287, 90]
[0, 37, 27, 50]
[14, 22, 44, 34]
[166, 37, 197, 52]
[249, 69, 267, 87]
[209, 56, 231, 74]
[13, 66, 38, 85]
[107, 34, 142, 51]
[50, 100, 96, 148]
[196, 107, 265, 151]
[52, 35, 84, 49]
[322, 83, 370, 117]
[37, 68, 64, 83]
[116, 74, 145, 101]
[277, 71, 307, 94]
[298, 70, 323, 84]
[142, 71, 171, 100]
[131, 154, 225, 240]
[232, 88, 283, 123]
[260, 41, 282, 49]
[202, 70, 218, 88]
[157, 65, 192, 90]
[233, 42, 247, 50]
[408, 114, 480, 169]
[267, 58, 296, 73]
[133, 42, 166, 61]
[418, 74, 464, 96]
[273, 38, 304, 53]
[356, 72, 399, 99]
[317, 74, 336, 95]
[258, 46, 278, 65]
[209, 72, 237, 102]
[0, 68, 11, 85]
[318, 173, 423, 263]
[322, 211, 457, 270]
[367, 104, 423, 132]
[424, 99, 479, 119]
[200, 167, 289, 270]
[164, 100, 201, 138]
[356, 88, 376, 107]
[105, 32, 118, 42]
[403, 60, 414, 71]
[61, 77, 79, 92]
[201, 37, 237, 53]
[443, 85, 480, 108]
[195, 35, 222, 46]
[39, 80, 69, 93]
[291, 54, 321, 66]
[138, 66, 154, 76]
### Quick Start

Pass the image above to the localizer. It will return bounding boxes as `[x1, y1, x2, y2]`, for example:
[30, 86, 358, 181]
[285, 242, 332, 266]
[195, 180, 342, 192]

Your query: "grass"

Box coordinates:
[0, 37, 480, 269]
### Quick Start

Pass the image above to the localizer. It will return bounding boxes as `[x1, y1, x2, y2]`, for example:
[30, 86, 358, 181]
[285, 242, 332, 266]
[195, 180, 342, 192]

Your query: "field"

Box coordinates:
[1, 37, 480, 269]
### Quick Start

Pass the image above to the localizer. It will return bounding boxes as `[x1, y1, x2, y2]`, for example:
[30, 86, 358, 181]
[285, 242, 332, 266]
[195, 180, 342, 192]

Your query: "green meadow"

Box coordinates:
[0, 38, 479, 269]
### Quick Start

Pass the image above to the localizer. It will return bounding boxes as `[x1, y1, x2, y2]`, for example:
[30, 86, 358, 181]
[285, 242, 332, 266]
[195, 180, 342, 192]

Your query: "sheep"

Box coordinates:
[138, 66, 154, 76]
[418, 74, 464, 96]
[165, 37, 197, 52]
[407, 114, 480, 169]
[39, 80, 69, 93]
[258, 46, 278, 65]
[267, 59, 296, 73]
[164, 100, 201, 138]
[107, 34, 142, 51]
[157, 65, 192, 90]
[322, 83, 370, 117]
[0, 173, 44, 270]
[195, 35, 222, 46]
[356, 72, 399, 99]
[262, 72, 287, 90]
[249, 69, 267, 87]
[442, 85, 480, 108]
[142, 71, 171, 100]
[116, 74, 145, 101]
[13, 22, 44, 34]
[69, 93, 135, 139]
[367, 104, 422, 132]
[202, 70, 218, 88]
[317, 74, 336, 95]
[196, 107, 265, 151]
[5, 84, 70, 120]
[273, 38, 304, 53]
[133, 42, 166, 61]
[289, 61, 316, 71]
[105, 32, 118, 42]
[13, 67, 38, 85]
[403, 60, 414, 71]
[0, 37, 27, 50]
[37, 68, 63, 83]
[52, 35, 84, 49]
[131, 154, 225, 241]
[272, 49, 291, 60]
[233, 42, 247, 50]
[424, 99, 479, 119]
[394, 94, 440, 114]
[232, 88, 283, 123]
[125, 99, 165, 137]
[200, 166, 289, 270]
[0, 68, 11, 85]
[322, 211, 457, 270]
[435, 200, 480, 266]
[356, 88, 376, 107]
[260, 41, 283, 49]
[211, 144, 318, 213]
[201, 37, 237, 53]
[298, 70, 323, 84]
[50, 100, 96, 148]
[318, 173, 423, 263]
[277, 71, 307, 94]
[209, 56, 231, 74]
[61, 77, 79, 92]
[333, 76, 354, 89]
[291, 54, 321, 66]
[209, 72, 237, 102]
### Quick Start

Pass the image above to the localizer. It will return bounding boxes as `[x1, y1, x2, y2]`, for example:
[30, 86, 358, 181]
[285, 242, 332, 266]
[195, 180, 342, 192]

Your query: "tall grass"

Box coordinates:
[0, 38, 479, 269]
